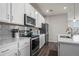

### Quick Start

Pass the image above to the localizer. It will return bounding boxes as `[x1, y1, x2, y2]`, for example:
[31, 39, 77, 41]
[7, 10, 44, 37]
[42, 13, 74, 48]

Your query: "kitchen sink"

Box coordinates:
[60, 36, 71, 38]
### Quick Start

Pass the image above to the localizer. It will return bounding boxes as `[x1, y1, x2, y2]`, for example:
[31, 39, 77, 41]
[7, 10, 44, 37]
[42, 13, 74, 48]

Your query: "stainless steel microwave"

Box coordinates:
[24, 14, 36, 27]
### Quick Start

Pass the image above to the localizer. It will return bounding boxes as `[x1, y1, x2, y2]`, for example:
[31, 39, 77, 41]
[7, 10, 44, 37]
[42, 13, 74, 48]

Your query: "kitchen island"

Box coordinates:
[58, 35, 79, 56]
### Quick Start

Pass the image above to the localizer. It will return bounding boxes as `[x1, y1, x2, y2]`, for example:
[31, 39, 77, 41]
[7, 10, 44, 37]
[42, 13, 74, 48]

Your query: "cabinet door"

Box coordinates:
[39, 35, 43, 48]
[39, 34, 45, 48]
[39, 36, 42, 48]
[0, 3, 10, 23]
[36, 13, 42, 28]
[19, 44, 30, 56]
[25, 3, 31, 16]
[30, 5, 35, 18]
[11, 3, 24, 25]
[59, 43, 79, 56]
[33, 9, 37, 19]
[42, 17, 45, 24]
[25, 3, 36, 19]
[19, 38, 30, 56]
[39, 14, 42, 28]
[35, 11, 39, 27]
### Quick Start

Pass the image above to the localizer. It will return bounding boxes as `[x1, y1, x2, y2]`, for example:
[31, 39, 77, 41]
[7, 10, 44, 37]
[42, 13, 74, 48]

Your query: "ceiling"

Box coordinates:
[31, 3, 73, 17]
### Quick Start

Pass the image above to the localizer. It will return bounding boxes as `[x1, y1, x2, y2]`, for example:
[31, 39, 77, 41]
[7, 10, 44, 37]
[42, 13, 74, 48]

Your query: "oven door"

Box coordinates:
[30, 37, 39, 56]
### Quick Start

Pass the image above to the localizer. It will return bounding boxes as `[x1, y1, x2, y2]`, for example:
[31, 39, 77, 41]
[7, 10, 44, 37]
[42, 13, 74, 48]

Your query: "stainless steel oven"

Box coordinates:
[30, 36, 39, 56]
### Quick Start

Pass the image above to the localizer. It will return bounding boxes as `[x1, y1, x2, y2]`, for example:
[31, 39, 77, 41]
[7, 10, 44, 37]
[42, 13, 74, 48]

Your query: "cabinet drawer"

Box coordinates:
[0, 44, 17, 56]
[0, 42, 17, 50]
[0, 42, 17, 56]
[0, 48, 17, 56]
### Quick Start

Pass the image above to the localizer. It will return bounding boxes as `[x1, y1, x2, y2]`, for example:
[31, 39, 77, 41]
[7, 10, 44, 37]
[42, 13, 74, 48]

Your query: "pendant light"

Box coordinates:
[73, 3, 76, 22]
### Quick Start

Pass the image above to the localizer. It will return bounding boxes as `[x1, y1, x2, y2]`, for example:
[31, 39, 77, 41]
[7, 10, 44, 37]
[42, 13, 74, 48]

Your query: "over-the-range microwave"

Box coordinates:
[24, 14, 36, 27]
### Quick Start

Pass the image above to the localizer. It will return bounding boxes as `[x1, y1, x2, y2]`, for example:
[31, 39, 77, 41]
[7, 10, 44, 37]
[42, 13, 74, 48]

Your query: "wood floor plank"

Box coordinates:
[38, 42, 58, 56]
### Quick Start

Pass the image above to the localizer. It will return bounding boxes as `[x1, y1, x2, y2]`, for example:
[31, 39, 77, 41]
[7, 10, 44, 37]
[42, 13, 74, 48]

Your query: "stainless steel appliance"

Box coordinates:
[24, 14, 36, 27]
[30, 35, 39, 56]
[40, 23, 49, 44]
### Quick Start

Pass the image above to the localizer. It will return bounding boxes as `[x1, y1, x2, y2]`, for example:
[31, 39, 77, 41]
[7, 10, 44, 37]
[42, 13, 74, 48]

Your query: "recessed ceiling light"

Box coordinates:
[64, 7, 67, 10]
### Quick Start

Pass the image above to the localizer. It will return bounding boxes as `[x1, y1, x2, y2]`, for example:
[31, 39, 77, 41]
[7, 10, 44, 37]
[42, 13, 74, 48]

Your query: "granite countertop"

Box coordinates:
[58, 36, 79, 45]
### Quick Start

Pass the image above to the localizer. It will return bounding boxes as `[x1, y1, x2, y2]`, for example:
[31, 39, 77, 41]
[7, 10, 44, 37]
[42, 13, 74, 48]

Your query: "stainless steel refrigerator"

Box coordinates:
[40, 23, 49, 44]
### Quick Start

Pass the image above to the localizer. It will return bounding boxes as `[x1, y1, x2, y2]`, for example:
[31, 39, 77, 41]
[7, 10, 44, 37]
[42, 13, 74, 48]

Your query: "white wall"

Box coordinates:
[45, 13, 68, 42]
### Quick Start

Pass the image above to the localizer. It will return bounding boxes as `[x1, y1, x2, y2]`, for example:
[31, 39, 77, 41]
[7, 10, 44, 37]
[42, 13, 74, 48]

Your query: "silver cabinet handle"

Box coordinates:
[1, 49, 9, 53]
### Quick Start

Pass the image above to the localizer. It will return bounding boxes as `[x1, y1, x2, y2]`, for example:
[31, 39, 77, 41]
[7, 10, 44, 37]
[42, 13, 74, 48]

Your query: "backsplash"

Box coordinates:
[0, 24, 18, 46]
[0, 24, 40, 46]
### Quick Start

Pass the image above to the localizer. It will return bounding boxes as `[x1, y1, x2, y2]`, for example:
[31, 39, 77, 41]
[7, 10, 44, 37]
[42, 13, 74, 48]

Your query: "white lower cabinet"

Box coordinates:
[0, 38, 30, 56]
[19, 38, 30, 56]
[19, 44, 30, 56]
[58, 42, 79, 56]
[39, 34, 45, 48]
[0, 42, 18, 56]
[5, 49, 18, 56]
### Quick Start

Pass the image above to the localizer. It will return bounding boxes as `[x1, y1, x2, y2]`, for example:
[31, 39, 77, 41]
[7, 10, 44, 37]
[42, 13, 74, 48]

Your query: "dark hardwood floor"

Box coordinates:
[38, 42, 58, 56]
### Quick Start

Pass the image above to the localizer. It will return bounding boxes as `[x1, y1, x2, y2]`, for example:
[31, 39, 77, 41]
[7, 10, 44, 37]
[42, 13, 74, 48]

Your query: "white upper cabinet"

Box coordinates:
[0, 3, 45, 27]
[30, 5, 35, 18]
[36, 13, 42, 28]
[0, 3, 10, 23]
[25, 3, 31, 16]
[35, 11, 39, 27]
[25, 3, 45, 28]
[35, 10, 45, 28]
[25, 3, 36, 19]
[11, 3, 24, 25]
[37, 13, 45, 28]
[33, 9, 37, 20]
[41, 15, 45, 24]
